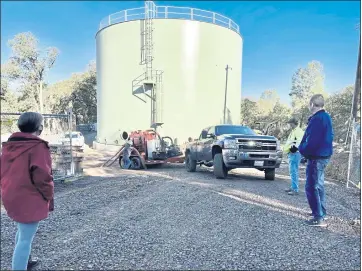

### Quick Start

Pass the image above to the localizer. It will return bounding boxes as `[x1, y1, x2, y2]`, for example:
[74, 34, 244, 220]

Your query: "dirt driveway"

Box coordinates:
[1, 149, 360, 270]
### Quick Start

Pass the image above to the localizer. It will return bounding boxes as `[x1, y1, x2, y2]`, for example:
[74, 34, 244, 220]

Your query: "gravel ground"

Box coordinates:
[1, 151, 360, 270]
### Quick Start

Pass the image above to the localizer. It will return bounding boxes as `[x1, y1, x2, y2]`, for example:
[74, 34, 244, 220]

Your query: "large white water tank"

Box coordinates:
[96, 3, 242, 148]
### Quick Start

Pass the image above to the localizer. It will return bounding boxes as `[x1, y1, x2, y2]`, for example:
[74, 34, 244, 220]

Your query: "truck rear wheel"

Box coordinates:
[185, 153, 197, 172]
[265, 169, 275, 180]
[213, 153, 228, 179]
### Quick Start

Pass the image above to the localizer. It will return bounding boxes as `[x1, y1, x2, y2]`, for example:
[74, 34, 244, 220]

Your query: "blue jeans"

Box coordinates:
[305, 159, 330, 219]
[12, 222, 39, 270]
[122, 146, 132, 169]
[288, 152, 301, 192]
[122, 156, 132, 169]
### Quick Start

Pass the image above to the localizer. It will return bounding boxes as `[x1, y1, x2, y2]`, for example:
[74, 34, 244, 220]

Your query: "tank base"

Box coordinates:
[93, 141, 122, 152]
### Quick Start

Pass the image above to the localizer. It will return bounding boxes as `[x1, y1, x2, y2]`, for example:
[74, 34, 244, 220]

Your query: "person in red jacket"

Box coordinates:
[0, 112, 54, 270]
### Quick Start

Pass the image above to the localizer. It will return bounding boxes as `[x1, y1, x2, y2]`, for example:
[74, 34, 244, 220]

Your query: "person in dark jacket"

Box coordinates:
[299, 94, 334, 227]
[0, 112, 54, 270]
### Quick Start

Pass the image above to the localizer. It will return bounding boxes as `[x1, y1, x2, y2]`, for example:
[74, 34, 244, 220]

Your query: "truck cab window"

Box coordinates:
[200, 128, 210, 140]
[208, 126, 215, 137]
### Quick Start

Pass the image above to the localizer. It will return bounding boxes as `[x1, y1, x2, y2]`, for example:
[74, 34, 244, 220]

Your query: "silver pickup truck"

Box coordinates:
[185, 124, 283, 180]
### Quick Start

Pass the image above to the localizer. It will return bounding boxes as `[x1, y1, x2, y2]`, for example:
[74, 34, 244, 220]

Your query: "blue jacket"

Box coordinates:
[299, 109, 334, 159]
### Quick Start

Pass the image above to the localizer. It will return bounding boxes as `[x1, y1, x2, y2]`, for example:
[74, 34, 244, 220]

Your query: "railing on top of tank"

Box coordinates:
[98, 6, 240, 34]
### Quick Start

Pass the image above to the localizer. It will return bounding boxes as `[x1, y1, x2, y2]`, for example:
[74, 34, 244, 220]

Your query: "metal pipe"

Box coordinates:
[346, 119, 354, 188]
[68, 108, 74, 176]
[346, 37, 361, 188]
[352, 40, 361, 121]
[223, 65, 231, 124]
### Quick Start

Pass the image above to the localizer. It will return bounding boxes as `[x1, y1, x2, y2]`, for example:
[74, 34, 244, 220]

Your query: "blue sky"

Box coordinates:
[1, 1, 360, 104]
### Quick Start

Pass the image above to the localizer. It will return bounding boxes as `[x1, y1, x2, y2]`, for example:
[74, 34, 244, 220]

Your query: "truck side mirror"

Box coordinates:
[207, 133, 215, 139]
[201, 130, 207, 139]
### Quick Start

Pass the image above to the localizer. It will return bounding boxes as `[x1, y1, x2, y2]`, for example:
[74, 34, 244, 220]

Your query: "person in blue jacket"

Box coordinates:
[299, 94, 334, 227]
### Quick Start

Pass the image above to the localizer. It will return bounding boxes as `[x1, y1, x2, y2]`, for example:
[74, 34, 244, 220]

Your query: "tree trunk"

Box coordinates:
[300, 114, 304, 128]
[39, 81, 44, 113]
[75, 115, 79, 128]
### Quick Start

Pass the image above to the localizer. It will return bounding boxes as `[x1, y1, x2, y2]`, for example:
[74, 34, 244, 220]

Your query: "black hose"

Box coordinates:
[102, 146, 148, 169]
[101, 147, 124, 167]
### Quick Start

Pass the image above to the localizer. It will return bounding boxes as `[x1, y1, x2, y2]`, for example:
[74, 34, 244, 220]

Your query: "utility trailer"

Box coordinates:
[102, 129, 185, 169]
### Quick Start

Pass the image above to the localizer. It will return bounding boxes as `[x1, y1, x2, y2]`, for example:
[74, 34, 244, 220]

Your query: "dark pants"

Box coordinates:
[305, 158, 330, 219]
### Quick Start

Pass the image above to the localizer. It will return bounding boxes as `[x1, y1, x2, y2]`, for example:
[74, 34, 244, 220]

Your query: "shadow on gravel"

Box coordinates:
[1, 161, 360, 271]
[66, 147, 361, 239]
[143, 164, 361, 237]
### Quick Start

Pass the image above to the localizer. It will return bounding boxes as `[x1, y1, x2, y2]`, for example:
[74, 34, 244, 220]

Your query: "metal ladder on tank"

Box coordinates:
[150, 70, 164, 128]
[132, 0, 164, 130]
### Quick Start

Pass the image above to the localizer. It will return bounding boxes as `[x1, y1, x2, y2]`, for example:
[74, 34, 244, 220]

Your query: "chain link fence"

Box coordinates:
[1, 112, 75, 181]
[347, 121, 361, 189]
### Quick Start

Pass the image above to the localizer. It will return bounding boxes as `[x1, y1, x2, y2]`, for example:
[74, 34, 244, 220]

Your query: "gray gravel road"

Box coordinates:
[1, 163, 360, 270]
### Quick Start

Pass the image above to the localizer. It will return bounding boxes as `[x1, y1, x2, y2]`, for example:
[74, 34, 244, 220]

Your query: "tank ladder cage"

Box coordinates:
[150, 70, 164, 129]
[98, 5, 240, 35]
[131, 70, 164, 128]
[140, 1, 156, 67]
[132, 72, 151, 103]
[142, 1, 156, 82]
[132, 71, 163, 102]
[132, 70, 162, 99]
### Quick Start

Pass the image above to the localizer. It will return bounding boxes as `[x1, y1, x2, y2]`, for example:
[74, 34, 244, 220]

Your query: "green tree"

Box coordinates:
[255, 100, 292, 139]
[257, 89, 280, 115]
[1, 79, 8, 101]
[2, 32, 59, 112]
[70, 62, 97, 124]
[240, 90, 292, 139]
[45, 76, 76, 113]
[268, 101, 292, 139]
[1, 90, 21, 133]
[290, 61, 328, 126]
[1, 63, 21, 111]
[1, 91, 19, 112]
[240, 98, 259, 126]
[1, 64, 9, 100]
[47, 62, 97, 124]
[325, 85, 360, 142]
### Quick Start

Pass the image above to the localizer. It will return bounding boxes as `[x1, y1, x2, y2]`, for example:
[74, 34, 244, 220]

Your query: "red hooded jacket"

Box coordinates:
[0, 132, 54, 223]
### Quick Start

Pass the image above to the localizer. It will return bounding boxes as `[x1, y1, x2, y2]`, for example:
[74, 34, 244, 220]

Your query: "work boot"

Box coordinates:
[305, 218, 327, 227]
[309, 212, 328, 220]
[288, 190, 299, 196]
[285, 188, 292, 193]
[27, 255, 39, 270]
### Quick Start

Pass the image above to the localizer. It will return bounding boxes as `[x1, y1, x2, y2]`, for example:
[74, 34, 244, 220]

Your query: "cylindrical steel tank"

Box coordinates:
[96, 3, 242, 147]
